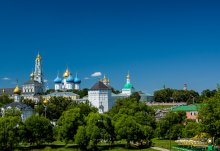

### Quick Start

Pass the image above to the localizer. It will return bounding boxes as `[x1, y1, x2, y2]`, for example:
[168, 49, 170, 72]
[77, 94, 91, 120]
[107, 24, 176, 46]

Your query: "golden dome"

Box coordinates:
[13, 85, 21, 95]
[36, 53, 42, 61]
[43, 99, 49, 105]
[63, 69, 70, 78]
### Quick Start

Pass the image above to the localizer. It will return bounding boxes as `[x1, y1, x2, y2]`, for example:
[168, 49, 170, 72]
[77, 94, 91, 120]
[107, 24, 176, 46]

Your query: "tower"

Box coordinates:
[88, 81, 112, 113]
[122, 71, 135, 96]
[34, 53, 44, 84]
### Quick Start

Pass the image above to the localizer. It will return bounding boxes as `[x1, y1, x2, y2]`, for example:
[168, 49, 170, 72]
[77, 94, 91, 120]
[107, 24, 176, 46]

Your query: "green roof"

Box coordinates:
[172, 105, 199, 112]
[123, 83, 133, 89]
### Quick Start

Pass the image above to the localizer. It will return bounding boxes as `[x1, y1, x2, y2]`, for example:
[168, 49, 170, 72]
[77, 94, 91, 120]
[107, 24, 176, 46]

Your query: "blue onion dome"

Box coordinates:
[62, 79, 64, 84]
[66, 75, 75, 83]
[54, 76, 62, 84]
[74, 76, 81, 84]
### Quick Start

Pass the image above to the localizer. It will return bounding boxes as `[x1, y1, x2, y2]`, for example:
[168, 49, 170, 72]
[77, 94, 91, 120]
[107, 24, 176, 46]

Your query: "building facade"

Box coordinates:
[172, 105, 199, 122]
[44, 92, 80, 100]
[88, 81, 113, 113]
[1, 84, 33, 121]
[22, 53, 45, 101]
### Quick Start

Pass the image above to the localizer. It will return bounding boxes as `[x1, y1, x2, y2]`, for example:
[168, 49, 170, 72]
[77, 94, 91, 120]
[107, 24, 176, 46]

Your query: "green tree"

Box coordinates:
[199, 89, 220, 144]
[154, 88, 174, 102]
[75, 126, 89, 150]
[57, 108, 82, 144]
[0, 95, 13, 107]
[172, 90, 199, 104]
[4, 108, 22, 117]
[111, 97, 155, 147]
[182, 121, 200, 138]
[74, 113, 115, 150]
[68, 101, 98, 119]
[0, 116, 22, 150]
[36, 97, 72, 120]
[115, 114, 143, 147]
[130, 92, 141, 102]
[156, 111, 186, 139]
[200, 89, 217, 99]
[23, 115, 54, 145]
[154, 88, 200, 104]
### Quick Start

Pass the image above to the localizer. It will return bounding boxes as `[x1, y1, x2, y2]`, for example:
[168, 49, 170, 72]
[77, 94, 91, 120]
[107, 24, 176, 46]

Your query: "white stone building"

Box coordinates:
[88, 81, 113, 113]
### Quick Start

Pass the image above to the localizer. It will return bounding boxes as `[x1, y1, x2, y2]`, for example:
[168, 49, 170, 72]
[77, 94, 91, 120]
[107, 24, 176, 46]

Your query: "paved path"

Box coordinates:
[151, 147, 170, 151]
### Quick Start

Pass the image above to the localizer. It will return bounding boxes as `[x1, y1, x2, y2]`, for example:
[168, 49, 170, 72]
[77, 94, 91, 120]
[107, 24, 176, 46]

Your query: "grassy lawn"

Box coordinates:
[31, 147, 157, 151]
[152, 138, 179, 151]
[103, 148, 157, 151]
[18, 140, 157, 151]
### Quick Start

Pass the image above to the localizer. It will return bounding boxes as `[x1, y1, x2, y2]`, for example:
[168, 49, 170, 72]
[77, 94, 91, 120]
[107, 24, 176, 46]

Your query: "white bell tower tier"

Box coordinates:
[34, 52, 44, 84]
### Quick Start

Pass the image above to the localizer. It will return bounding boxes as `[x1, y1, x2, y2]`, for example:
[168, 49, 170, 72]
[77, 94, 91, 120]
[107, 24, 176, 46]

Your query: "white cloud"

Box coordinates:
[2, 77, 10, 81]
[44, 79, 48, 83]
[84, 77, 90, 80]
[91, 72, 102, 77]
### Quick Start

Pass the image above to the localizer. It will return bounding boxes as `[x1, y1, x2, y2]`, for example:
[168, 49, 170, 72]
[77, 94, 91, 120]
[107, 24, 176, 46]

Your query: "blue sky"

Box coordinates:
[0, 0, 220, 94]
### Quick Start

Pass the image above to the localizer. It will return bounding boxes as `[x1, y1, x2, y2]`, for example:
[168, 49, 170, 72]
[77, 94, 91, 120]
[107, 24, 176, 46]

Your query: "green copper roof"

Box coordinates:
[172, 105, 199, 112]
[123, 83, 133, 89]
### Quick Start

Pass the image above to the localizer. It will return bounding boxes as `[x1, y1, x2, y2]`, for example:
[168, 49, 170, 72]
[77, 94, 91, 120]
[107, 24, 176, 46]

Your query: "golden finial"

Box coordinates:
[43, 99, 49, 105]
[103, 74, 107, 82]
[63, 68, 70, 78]
[36, 52, 42, 61]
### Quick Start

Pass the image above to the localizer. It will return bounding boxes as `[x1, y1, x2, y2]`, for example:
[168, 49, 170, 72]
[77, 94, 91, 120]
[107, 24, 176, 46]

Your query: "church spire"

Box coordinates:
[36, 52, 42, 61]
[34, 52, 44, 84]
[126, 71, 131, 84]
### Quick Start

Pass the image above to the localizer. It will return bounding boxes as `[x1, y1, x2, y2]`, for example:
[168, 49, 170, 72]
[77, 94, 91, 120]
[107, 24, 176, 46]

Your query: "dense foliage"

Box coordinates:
[199, 89, 220, 144]
[0, 95, 13, 108]
[156, 111, 186, 140]
[1, 87, 220, 150]
[154, 88, 200, 104]
[110, 94, 156, 147]
[22, 115, 54, 145]
[0, 116, 22, 150]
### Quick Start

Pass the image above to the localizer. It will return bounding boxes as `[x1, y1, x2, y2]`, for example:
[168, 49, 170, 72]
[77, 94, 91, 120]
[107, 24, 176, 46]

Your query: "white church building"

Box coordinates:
[54, 68, 81, 91]
[88, 72, 136, 113]
[22, 53, 45, 101]
[1, 84, 33, 121]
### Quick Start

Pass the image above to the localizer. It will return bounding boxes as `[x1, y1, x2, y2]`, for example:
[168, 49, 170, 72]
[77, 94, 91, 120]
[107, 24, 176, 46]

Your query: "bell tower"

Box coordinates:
[34, 52, 44, 84]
